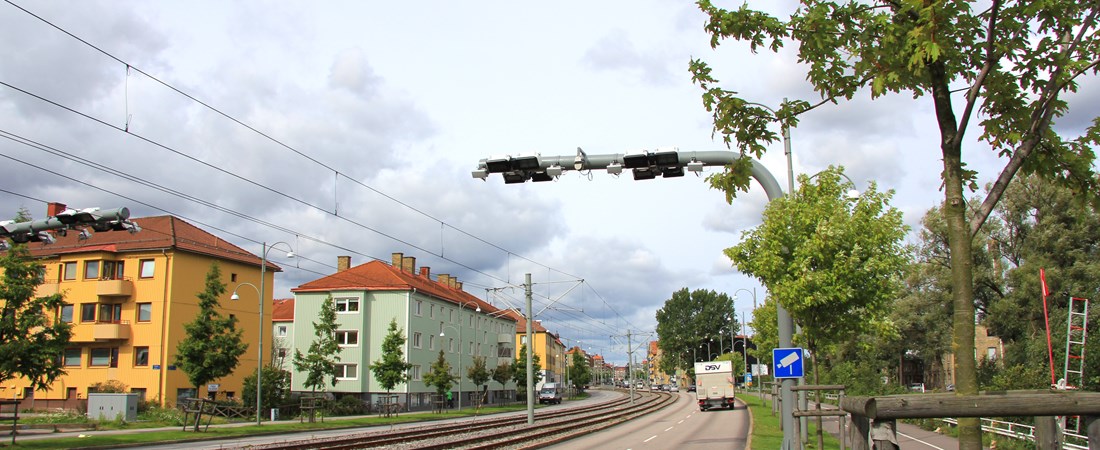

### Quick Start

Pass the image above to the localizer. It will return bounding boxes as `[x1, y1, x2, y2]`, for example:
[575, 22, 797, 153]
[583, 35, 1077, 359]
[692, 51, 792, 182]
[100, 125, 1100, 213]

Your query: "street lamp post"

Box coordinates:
[231, 241, 294, 426]
[440, 301, 481, 410]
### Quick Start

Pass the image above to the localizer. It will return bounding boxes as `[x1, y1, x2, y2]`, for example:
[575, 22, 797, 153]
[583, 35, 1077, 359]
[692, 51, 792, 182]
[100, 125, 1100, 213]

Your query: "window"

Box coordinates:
[84, 261, 100, 280]
[63, 348, 81, 366]
[276, 348, 288, 359]
[138, 259, 155, 278]
[134, 347, 149, 366]
[411, 365, 422, 381]
[430, 305, 435, 318]
[59, 305, 74, 323]
[986, 347, 997, 360]
[276, 325, 288, 337]
[429, 334, 435, 350]
[449, 309, 453, 322]
[413, 332, 422, 348]
[131, 388, 147, 401]
[81, 304, 96, 322]
[137, 303, 152, 322]
[98, 303, 122, 323]
[335, 330, 359, 346]
[63, 262, 77, 280]
[449, 338, 455, 353]
[336, 364, 358, 380]
[335, 297, 359, 313]
[415, 300, 423, 316]
[90, 348, 119, 367]
[102, 260, 124, 280]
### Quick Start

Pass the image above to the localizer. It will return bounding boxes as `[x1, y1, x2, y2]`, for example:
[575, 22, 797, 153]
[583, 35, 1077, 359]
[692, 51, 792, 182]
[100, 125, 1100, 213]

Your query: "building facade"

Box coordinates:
[271, 298, 294, 370]
[497, 309, 567, 389]
[289, 253, 517, 410]
[4, 211, 273, 408]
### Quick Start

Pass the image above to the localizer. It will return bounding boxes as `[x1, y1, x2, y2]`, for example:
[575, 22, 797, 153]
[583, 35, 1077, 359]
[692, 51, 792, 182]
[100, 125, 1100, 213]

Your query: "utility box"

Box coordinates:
[87, 393, 139, 422]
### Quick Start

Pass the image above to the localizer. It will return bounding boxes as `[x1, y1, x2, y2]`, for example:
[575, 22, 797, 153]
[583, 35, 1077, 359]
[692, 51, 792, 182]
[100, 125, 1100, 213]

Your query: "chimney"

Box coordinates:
[456, 281, 463, 290]
[420, 266, 430, 278]
[401, 256, 415, 274]
[437, 274, 450, 287]
[449, 277, 458, 289]
[391, 252, 403, 268]
[337, 256, 351, 272]
[47, 202, 67, 217]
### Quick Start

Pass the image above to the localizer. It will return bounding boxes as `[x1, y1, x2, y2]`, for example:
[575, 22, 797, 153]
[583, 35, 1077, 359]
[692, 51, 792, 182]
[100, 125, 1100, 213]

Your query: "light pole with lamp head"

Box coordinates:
[440, 301, 481, 410]
[230, 241, 294, 426]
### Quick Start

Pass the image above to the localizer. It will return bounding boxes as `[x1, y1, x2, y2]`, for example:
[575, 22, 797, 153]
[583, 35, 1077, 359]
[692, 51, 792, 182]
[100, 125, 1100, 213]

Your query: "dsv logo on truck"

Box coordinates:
[704, 364, 721, 371]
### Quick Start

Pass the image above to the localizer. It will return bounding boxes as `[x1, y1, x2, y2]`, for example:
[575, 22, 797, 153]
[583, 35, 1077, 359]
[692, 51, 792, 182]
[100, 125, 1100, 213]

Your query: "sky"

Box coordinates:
[2, 1, 1095, 365]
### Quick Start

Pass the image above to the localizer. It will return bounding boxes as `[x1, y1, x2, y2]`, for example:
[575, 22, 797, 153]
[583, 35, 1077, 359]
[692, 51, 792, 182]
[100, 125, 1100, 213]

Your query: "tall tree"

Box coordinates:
[568, 351, 592, 392]
[655, 288, 737, 374]
[466, 356, 491, 404]
[293, 296, 341, 394]
[491, 361, 513, 402]
[243, 366, 292, 413]
[175, 263, 247, 394]
[370, 318, 411, 394]
[0, 244, 72, 391]
[692, 1, 1100, 447]
[422, 350, 458, 407]
[511, 344, 542, 393]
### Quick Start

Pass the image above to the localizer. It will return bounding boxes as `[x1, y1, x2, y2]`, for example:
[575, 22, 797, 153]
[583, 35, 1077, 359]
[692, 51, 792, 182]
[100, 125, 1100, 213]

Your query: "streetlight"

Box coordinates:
[230, 241, 294, 426]
[440, 301, 480, 410]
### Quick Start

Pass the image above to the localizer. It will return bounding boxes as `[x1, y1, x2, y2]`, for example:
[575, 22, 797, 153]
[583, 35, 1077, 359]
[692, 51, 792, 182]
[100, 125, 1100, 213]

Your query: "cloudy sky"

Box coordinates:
[2, 1, 1089, 364]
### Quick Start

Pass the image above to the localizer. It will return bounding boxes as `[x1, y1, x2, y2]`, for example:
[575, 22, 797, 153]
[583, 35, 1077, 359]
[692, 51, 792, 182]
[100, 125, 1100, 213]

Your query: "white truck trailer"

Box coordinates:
[694, 360, 736, 411]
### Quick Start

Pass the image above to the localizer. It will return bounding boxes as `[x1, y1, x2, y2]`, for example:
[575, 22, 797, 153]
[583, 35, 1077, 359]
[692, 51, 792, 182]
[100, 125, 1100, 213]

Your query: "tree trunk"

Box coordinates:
[928, 58, 981, 450]
[812, 347, 824, 450]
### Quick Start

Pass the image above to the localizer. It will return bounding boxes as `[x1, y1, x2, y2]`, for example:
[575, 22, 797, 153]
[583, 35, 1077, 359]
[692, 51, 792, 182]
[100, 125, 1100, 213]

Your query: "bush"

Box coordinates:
[326, 395, 368, 416]
[89, 380, 128, 393]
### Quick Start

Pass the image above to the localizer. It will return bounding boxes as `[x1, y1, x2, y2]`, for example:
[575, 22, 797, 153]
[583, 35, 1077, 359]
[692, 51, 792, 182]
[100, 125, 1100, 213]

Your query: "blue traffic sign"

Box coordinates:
[773, 347, 805, 379]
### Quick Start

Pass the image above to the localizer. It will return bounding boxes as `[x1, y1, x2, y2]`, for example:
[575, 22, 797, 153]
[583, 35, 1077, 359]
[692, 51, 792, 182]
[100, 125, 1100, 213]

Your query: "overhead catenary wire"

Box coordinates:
[0, 0, 646, 333]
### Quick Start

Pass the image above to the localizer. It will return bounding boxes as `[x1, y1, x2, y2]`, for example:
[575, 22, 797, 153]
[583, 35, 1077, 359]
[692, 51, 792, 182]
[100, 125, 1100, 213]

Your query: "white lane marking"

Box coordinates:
[644, 435, 657, 443]
[898, 432, 946, 449]
[664, 427, 674, 432]
[677, 420, 684, 424]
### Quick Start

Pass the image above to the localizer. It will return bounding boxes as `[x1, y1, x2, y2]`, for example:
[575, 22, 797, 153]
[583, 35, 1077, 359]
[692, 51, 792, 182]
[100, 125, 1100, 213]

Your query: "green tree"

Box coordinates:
[175, 263, 247, 394]
[511, 344, 542, 395]
[423, 350, 458, 406]
[467, 356, 491, 405]
[692, 1, 1100, 446]
[370, 318, 411, 394]
[0, 244, 72, 391]
[655, 288, 737, 374]
[491, 361, 513, 402]
[242, 366, 292, 414]
[293, 296, 341, 394]
[568, 351, 591, 392]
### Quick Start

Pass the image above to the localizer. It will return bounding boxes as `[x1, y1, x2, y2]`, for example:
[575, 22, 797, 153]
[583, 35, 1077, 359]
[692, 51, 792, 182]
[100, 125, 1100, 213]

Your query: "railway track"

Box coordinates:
[246, 390, 676, 449]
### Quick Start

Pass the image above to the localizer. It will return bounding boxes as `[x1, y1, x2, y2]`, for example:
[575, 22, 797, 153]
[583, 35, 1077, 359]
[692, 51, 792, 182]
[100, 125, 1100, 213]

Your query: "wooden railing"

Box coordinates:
[840, 390, 1100, 450]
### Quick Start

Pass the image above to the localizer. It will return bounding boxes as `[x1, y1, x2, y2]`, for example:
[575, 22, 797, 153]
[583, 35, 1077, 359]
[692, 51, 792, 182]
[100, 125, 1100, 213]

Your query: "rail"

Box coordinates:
[840, 390, 1100, 450]
[939, 417, 1090, 450]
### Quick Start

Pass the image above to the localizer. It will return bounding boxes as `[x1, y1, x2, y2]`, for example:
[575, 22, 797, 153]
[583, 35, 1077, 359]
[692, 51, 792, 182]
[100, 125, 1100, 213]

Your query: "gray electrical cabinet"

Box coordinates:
[87, 393, 139, 422]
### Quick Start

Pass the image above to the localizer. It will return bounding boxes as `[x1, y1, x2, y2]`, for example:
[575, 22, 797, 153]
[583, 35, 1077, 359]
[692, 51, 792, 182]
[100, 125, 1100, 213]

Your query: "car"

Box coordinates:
[669, 384, 679, 392]
[651, 384, 661, 391]
[687, 384, 696, 392]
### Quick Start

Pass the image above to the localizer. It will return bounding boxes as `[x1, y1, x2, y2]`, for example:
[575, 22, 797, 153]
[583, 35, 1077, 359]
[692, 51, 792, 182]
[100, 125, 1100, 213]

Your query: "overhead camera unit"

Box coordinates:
[503, 171, 528, 184]
[510, 154, 541, 171]
[530, 171, 553, 182]
[650, 149, 680, 166]
[485, 155, 513, 173]
[622, 150, 651, 169]
[661, 166, 685, 178]
[573, 147, 587, 170]
[632, 168, 657, 180]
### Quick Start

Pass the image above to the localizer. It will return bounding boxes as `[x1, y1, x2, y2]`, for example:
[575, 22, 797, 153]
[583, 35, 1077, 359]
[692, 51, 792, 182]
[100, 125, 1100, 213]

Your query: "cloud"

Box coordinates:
[581, 29, 678, 86]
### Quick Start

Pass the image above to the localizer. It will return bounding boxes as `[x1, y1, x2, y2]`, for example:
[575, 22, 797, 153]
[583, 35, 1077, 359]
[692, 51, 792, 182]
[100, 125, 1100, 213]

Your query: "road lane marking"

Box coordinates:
[644, 435, 657, 443]
[898, 432, 946, 449]
[665, 427, 674, 431]
[677, 420, 684, 424]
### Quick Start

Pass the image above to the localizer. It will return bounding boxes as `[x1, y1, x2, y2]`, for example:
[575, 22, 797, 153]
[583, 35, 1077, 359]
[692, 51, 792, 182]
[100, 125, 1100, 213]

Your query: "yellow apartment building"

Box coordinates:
[2, 211, 274, 409]
[499, 309, 567, 388]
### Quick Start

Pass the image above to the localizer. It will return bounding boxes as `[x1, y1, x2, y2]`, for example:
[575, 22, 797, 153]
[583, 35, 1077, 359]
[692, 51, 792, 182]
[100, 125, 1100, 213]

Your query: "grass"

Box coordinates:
[2, 403, 535, 449]
[741, 393, 843, 450]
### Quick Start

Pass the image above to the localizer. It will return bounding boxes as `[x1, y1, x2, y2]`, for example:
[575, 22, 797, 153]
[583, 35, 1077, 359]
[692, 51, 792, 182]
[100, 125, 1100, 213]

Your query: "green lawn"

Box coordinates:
[741, 393, 843, 450]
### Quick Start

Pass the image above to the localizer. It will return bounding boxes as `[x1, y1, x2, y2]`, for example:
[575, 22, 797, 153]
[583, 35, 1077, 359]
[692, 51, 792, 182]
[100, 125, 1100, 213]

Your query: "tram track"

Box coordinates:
[246, 390, 676, 449]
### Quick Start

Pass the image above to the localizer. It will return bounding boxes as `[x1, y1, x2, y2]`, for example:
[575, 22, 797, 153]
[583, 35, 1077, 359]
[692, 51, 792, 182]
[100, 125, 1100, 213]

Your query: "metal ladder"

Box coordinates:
[1061, 296, 1089, 433]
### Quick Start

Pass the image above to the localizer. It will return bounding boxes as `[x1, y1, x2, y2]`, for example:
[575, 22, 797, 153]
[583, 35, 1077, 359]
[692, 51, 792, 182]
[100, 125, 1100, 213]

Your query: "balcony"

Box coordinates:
[96, 278, 133, 297]
[36, 283, 60, 297]
[93, 321, 131, 340]
[497, 333, 513, 343]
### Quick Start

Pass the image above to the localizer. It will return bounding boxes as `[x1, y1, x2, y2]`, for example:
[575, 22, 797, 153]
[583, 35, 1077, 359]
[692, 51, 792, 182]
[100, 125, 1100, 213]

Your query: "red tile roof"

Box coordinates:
[19, 215, 278, 271]
[271, 298, 294, 321]
[292, 259, 514, 320]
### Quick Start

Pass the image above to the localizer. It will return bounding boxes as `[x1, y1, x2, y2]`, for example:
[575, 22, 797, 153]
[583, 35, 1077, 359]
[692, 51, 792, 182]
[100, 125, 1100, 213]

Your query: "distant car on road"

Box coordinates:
[669, 384, 679, 392]
[687, 384, 696, 392]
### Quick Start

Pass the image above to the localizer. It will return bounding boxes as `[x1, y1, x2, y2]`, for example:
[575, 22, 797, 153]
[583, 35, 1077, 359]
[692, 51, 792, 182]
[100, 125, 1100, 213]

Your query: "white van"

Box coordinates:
[538, 382, 563, 404]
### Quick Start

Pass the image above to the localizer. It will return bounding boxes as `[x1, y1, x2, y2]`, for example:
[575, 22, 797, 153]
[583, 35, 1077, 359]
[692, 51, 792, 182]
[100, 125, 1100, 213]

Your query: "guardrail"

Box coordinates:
[840, 390, 1100, 450]
[939, 417, 1090, 450]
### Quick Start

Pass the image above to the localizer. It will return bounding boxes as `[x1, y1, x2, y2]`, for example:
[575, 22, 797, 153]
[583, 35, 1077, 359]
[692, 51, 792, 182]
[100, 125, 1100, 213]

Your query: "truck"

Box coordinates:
[538, 382, 563, 405]
[694, 360, 736, 411]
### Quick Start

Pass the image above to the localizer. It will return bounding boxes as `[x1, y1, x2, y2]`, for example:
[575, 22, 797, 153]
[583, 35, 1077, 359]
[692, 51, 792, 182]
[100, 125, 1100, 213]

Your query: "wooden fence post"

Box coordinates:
[1033, 416, 1060, 450]
[849, 414, 869, 450]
